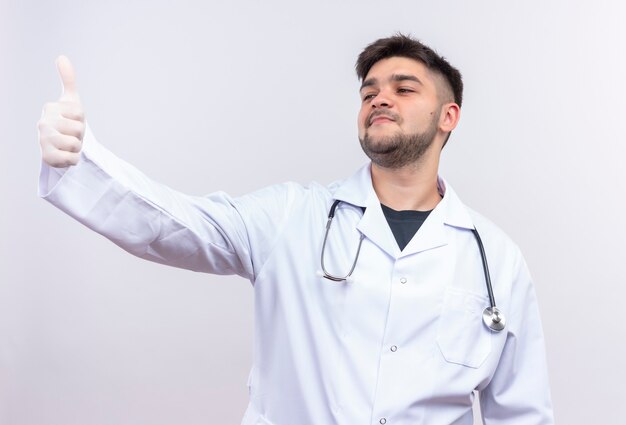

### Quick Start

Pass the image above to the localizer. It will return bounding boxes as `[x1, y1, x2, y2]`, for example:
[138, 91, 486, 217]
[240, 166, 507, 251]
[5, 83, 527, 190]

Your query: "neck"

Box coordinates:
[371, 156, 441, 211]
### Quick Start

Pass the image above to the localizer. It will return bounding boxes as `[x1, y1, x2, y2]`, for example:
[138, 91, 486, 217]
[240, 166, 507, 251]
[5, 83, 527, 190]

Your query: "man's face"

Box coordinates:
[357, 56, 445, 168]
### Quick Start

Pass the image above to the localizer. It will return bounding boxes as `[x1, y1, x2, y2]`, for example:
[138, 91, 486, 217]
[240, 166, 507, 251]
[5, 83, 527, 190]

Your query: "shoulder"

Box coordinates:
[461, 205, 528, 289]
[231, 179, 333, 217]
[441, 176, 525, 272]
[441, 178, 521, 257]
[468, 207, 517, 246]
[468, 204, 523, 254]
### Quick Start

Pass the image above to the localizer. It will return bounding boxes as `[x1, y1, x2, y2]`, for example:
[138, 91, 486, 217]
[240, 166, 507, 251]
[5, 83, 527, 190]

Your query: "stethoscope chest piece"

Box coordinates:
[483, 306, 506, 332]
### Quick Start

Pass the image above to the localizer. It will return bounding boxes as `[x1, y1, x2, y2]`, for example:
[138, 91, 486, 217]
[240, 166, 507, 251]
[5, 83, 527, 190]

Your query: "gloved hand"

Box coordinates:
[38, 56, 85, 168]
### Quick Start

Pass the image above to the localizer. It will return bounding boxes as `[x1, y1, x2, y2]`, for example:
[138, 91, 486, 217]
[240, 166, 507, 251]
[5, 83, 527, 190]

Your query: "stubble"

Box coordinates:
[359, 111, 440, 169]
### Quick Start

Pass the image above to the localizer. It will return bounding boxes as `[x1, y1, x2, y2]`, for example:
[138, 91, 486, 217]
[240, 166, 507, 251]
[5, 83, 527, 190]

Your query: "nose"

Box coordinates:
[370, 90, 393, 109]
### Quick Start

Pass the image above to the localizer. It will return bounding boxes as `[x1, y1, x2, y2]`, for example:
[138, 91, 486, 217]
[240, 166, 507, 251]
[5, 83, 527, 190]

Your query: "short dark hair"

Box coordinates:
[356, 34, 463, 108]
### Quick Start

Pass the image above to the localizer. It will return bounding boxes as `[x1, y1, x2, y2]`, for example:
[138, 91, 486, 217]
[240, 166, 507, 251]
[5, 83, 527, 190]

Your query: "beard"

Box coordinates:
[359, 112, 440, 169]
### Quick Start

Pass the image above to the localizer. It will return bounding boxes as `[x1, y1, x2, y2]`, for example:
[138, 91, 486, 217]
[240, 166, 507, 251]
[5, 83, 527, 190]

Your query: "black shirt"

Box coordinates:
[381, 204, 432, 251]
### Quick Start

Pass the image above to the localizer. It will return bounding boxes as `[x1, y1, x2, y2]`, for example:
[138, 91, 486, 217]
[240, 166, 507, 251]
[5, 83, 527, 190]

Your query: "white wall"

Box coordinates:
[2, 0, 624, 423]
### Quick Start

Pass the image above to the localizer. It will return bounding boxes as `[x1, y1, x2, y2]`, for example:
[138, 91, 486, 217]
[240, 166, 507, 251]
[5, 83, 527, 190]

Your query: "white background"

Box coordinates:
[1, 0, 625, 423]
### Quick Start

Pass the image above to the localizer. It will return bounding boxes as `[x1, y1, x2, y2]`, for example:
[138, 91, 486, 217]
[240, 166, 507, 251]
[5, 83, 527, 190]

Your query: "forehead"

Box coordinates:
[364, 56, 435, 85]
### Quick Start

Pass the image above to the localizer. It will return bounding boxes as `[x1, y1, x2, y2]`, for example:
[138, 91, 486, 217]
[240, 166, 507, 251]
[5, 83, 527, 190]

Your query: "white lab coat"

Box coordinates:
[39, 126, 554, 425]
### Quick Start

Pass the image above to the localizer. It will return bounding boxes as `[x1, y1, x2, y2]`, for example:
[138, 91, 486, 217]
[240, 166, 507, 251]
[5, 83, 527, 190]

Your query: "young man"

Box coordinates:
[38, 35, 554, 424]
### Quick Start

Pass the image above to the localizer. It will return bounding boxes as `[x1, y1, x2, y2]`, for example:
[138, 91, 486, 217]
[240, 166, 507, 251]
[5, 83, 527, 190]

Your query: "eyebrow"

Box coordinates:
[360, 74, 423, 91]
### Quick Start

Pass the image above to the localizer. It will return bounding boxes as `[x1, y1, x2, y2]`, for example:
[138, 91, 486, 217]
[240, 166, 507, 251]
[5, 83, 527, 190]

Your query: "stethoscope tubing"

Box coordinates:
[320, 199, 506, 332]
[320, 200, 364, 282]
[471, 228, 496, 308]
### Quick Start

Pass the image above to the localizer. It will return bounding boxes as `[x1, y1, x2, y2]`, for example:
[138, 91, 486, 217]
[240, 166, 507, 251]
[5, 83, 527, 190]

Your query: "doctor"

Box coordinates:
[38, 35, 554, 424]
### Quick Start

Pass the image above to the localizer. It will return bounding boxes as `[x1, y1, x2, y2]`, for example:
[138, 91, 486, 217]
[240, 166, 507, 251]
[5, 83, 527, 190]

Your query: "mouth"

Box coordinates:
[370, 116, 395, 126]
[368, 112, 397, 127]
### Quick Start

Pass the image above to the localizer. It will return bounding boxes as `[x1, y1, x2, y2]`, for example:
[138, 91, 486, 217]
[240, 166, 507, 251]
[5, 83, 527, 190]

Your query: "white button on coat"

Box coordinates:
[39, 126, 555, 425]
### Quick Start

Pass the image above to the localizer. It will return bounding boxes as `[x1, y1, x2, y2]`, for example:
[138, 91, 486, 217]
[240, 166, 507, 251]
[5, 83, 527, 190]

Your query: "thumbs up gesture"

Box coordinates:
[38, 56, 86, 168]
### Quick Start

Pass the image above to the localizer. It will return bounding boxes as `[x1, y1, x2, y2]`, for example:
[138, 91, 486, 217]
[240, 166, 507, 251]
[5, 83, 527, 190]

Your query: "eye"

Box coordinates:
[397, 87, 415, 94]
[362, 93, 376, 102]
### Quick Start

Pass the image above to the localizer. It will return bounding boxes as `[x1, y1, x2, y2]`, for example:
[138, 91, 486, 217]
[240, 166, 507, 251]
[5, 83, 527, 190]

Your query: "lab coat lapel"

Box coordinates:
[400, 178, 475, 257]
[401, 177, 474, 256]
[331, 166, 475, 259]
[332, 163, 400, 258]
[399, 204, 448, 257]
[357, 200, 401, 258]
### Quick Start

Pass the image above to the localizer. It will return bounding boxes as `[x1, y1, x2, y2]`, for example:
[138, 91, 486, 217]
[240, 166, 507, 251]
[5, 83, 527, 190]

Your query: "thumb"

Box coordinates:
[56, 55, 79, 101]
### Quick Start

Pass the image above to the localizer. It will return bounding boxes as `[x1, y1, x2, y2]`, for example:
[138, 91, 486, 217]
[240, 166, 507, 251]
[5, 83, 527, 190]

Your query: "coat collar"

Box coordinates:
[331, 163, 475, 258]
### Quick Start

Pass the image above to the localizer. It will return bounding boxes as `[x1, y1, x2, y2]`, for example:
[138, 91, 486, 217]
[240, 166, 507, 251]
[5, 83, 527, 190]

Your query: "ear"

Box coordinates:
[439, 103, 461, 133]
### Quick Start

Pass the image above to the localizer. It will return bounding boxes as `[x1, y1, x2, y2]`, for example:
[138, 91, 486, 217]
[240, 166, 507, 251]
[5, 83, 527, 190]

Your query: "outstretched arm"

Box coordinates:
[37, 57, 297, 280]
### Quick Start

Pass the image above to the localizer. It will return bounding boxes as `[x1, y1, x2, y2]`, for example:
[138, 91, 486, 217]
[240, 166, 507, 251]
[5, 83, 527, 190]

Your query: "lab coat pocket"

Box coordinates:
[436, 287, 492, 368]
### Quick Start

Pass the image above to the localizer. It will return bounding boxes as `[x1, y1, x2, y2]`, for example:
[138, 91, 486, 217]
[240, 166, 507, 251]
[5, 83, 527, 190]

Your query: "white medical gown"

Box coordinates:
[39, 126, 555, 425]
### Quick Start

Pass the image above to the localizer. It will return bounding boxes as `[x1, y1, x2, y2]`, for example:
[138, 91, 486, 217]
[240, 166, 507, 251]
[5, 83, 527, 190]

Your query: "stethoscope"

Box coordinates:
[320, 200, 506, 332]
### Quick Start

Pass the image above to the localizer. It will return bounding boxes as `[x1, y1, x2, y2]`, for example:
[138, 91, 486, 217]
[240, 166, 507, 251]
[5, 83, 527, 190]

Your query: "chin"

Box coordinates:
[365, 129, 401, 144]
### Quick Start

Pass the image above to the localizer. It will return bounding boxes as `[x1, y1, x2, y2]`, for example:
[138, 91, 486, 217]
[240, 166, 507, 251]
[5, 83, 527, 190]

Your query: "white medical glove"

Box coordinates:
[37, 55, 85, 168]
